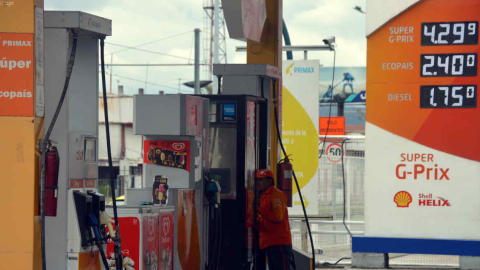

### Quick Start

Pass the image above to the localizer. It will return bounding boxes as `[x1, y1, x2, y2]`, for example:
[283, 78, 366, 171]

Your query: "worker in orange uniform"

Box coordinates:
[256, 169, 295, 270]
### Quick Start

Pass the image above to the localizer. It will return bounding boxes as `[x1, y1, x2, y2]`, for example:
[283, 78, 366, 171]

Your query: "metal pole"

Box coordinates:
[213, 0, 220, 93]
[194, 29, 201, 94]
[304, 50, 308, 59]
[110, 54, 113, 93]
[145, 62, 149, 92]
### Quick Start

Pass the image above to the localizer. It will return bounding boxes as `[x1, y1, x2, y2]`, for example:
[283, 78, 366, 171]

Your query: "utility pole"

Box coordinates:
[194, 29, 201, 94]
[110, 54, 113, 93]
[213, 0, 220, 93]
[145, 62, 149, 92]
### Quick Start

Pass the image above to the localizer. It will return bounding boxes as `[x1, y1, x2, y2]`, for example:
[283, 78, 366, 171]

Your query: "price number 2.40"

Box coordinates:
[421, 53, 477, 77]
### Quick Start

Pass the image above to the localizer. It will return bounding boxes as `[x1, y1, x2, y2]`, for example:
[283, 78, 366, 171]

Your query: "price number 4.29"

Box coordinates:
[422, 21, 478, 45]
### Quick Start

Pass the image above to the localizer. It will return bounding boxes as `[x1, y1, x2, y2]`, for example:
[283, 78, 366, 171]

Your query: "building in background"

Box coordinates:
[98, 86, 144, 201]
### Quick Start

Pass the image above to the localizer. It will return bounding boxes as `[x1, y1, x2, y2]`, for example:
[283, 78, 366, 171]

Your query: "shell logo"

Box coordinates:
[394, 191, 412, 208]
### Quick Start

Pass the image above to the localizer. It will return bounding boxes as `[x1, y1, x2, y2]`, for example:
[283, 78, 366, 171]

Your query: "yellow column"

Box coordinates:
[0, 0, 44, 269]
[246, 0, 283, 178]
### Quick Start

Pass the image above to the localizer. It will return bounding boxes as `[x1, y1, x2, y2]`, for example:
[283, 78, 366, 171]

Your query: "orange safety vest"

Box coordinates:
[257, 186, 292, 249]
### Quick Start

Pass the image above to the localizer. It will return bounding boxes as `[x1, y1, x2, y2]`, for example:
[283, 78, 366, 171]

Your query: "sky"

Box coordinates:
[45, 0, 367, 95]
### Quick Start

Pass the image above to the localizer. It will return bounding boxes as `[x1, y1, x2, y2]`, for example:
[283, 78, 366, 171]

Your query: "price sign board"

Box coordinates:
[365, 0, 480, 245]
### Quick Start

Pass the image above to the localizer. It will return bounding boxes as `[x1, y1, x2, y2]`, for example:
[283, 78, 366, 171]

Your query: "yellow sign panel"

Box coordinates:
[282, 60, 319, 215]
[0, 0, 35, 33]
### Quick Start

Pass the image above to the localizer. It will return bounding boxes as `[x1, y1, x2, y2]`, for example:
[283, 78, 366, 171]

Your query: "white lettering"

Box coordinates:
[388, 93, 413, 102]
[382, 62, 414, 71]
[8, 60, 16, 70]
[0, 89, 32, 99]
[1, 40, 32, 47]
[388, 27, 414, 43]
[0, 57, 6, 68]
[0, 59, 32, 70]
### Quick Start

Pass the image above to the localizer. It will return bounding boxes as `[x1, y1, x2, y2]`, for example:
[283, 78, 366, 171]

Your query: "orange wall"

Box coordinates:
[0, 117, 36, 269]
[0, 0, 43, 269]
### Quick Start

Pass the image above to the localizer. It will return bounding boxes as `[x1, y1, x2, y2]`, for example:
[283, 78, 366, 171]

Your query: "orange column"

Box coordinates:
[0, 0, 44, 269]
[246, 0, 283, 178]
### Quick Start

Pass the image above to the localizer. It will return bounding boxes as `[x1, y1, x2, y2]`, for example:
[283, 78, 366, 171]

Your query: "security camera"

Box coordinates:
[323, 36, 335, 46]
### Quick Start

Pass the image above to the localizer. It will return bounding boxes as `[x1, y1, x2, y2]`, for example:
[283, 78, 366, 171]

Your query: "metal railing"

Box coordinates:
[288, 135, 459, 267]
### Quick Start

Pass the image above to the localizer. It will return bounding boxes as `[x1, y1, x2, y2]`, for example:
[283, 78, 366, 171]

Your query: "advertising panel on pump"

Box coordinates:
[0, 33, 34, 116]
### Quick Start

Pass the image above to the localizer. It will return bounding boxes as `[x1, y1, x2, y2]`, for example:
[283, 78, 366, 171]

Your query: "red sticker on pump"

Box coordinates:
[144, 140, 190, 172]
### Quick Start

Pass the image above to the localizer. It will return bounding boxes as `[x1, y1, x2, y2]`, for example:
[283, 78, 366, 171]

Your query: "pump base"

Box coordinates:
[352, 252, 389, 269]
[461, 256, 480, 270]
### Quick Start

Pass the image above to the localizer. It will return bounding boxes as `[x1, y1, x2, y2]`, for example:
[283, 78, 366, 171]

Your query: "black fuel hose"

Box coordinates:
[319, 49, 336, 160]
[100, 37, 123, 270]
[98, 243, 109, 269]
[40, 31, 78, 270]
[271, 79, 314, 270]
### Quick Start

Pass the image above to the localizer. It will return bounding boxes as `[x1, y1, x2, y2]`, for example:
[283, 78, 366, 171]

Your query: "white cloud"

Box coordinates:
[45, 0, 366, 94]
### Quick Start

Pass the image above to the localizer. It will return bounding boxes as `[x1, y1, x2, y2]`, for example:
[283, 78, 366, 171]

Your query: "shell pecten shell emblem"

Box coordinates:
[394, 191, 412, 208]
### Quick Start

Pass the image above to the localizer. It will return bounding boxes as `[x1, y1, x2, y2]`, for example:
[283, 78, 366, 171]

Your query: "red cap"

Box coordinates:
[256, 169, 274, 179]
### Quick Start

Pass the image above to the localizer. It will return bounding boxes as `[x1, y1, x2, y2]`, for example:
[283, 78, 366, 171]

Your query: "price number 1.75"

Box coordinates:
[420, 85, 477, 109]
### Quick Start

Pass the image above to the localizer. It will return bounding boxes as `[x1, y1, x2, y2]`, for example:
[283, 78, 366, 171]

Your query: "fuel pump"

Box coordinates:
[133, 94, 210, 270]
[42, 11, 117, 270]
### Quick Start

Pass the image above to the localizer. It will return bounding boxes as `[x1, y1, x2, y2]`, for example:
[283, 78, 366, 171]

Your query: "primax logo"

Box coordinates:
[285, 63, 315, 75]
[294, 67, 315, 73]
[286, 63, 295, 75]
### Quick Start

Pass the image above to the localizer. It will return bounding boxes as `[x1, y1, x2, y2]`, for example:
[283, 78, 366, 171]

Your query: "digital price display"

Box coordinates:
[421, 53, 477, 77]
[420, 85, 477, 108]
[422, 21, 479, 46]
[366, 0, 480, 243]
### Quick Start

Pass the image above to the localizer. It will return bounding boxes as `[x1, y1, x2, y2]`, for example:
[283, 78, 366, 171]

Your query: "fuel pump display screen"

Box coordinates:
[84, 138, 97, 162]
[221, 103, 237, 122]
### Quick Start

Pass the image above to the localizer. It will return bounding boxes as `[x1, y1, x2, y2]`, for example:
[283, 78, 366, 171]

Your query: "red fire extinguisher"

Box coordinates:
[44, 144, 60, 216]
[277, 157, 293, 207]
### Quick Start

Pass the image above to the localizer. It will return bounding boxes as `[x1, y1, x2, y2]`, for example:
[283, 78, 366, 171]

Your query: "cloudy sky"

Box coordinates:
[45, 0, 366, 95]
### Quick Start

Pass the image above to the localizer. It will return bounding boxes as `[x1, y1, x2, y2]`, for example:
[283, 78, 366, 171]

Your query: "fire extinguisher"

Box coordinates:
[44, 143, 60, 216]
[277, 157, 293, 207]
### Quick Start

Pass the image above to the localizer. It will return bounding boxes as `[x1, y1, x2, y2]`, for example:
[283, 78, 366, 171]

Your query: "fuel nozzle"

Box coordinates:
[100, 211, 115, 238]
[206, 179, 221, 207]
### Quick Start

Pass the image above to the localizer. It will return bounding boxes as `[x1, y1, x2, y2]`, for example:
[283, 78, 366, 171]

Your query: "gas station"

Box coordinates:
[2, 0, 480, 270]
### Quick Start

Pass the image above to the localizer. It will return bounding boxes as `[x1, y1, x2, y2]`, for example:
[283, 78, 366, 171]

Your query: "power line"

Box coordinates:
[106, 42, 194, 61]
[103, 71, 193, 93]
[109, 30, 193, 55]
